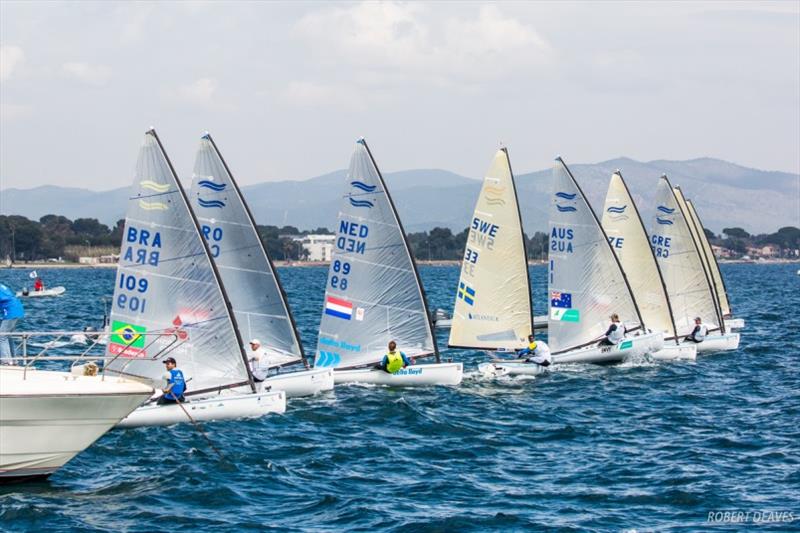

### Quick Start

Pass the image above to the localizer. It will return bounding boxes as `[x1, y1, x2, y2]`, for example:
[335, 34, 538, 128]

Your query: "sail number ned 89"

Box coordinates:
[117, 273, 148, 313]
[330, 260, 351, 291]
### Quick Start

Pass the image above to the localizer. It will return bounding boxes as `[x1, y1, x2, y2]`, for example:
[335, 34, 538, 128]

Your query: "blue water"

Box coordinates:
[1, 264, 799, 531]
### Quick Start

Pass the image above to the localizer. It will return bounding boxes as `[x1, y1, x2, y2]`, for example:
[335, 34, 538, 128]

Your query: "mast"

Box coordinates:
[202, 132, 309, 369]
[360, 138, 440, 362]
[148, 128, 256, 393]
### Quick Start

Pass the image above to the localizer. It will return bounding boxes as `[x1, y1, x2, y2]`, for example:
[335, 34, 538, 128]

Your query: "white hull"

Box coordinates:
[334, 362, 463, 387]
[258, 368, 334, 398]
[652, 343, 697, 361]
[724, 318, 745, 330]
[693, 332, 741, 353]
[478, 360, 547, 377]
[433, 318, 452, 329]
[0, 367, 152, 482]
[552, 331, 664, 364]
[16, 286, 66, 298]
[533, 314, 548, 330]
[116, 390, 286, 428]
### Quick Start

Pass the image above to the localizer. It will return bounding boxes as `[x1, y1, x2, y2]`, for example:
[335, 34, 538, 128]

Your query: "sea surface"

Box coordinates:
[1, 264, 798, 532]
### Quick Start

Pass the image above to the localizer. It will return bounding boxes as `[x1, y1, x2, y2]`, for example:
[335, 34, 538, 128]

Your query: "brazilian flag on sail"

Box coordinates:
[110, 320, 146, 348]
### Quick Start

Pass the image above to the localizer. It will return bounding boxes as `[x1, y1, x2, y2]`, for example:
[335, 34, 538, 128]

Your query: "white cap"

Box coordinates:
[249, 339, 261, 345]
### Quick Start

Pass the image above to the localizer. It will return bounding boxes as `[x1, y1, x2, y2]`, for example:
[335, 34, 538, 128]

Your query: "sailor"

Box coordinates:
[516, 335, 551, 366]
[248, 339, 273, 382]
[0, 283, 24, 365]
[158, 357, 186, 405]
[599, 313, 626, 346]
[34, 277, 44, 292]
[685, 317, 708, 343]
[379, 340, 412, 374]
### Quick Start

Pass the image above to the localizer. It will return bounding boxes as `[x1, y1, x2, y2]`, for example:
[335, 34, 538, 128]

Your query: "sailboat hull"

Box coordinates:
[533, 314, 548, 330]
[694, 333, 740, 353]
[478, 360, 548, 377]
[334, 363, 463, 387]
[724, 318, 745, 330]
[260, 368, 334, 398]
[16, 286, 66, 298]
[552, 331, 664, 364]
[115, 390, 286, 428]
[652, 343, 697, 361]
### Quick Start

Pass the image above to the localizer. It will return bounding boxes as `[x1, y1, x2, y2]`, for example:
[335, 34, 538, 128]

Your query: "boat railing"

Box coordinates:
[0, 330, 183, 381]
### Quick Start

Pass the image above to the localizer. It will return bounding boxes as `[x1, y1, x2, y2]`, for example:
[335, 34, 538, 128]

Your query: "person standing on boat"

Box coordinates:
[684, 317, 708, 343]
[379, 340, 412, 374]
[599, 314, 626, 346]
[516, 335, 552, 366]
[33, 277, 44, 292]
[157, 357, 186, 404]
[0, 283, 24, 365]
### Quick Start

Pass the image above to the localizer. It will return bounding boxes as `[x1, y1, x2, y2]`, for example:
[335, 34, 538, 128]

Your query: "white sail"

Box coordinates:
[685, 198, 732, 317]
[548, 159, 643, 353]
[650, 177, 720, 336]
[189, 133, 304, 365]
[448, 148, 532, 350]
[316, 139, 437, 369]
[105, 129, 253, 395]
[601, 171, 678, 341]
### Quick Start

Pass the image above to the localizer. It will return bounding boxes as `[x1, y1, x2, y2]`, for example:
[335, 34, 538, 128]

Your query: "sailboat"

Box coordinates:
[315, 139, 462, 386]
[446, 148, 542, 377]
[548, 158, 664, 364]
[650, 176, 740, 352]
[188, 133, 333, 397]
[683, 196, 744, 331]
[601, 171, 696, 360]
[106, 129, 285, 428]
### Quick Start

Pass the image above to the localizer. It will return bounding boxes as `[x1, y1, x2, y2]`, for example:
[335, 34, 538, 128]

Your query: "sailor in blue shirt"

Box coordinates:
[0, 283, 24, 365]
[157, 357, 186, 405]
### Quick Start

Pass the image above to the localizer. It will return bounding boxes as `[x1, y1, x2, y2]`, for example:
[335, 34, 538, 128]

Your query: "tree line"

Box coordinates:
[1, 214, 797, 262]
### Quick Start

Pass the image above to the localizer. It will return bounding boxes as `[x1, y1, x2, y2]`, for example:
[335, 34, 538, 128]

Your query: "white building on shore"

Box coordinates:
[293, 234, 335, 262]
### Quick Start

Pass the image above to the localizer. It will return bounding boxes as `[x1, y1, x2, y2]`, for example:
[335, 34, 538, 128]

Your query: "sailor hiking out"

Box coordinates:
[599, 314, 626, 346]
[379, 341, 412, 374]
[158, 357, 186, 405]
[685, 317, 708, 343]
[516, 335, 552, 366]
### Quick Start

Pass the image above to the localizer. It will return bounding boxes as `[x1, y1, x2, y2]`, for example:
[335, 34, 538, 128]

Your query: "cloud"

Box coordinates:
[176, 77, 218, 105]
[280, 81, 363, 109]
[0, 103, 32, 120]
[0, 45, 25, 81]
[294, 2, 552, 85]
[62, 62, 112, 85]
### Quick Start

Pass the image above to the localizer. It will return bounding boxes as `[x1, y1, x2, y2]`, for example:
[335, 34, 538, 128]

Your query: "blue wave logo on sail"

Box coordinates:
[197, 180, 226, 192]
[556, 205, 577, 212]
[657, 205, 675, 214]
[197, 198, 226, 208]
[606, 205, 627, 214]
[350, 181, 376, 193]
[554, 192, 577, 200]
[315, 350, 341, 368]
[555, 191, 577, 213]
[656, 217, 674, 225]
[349, 198, 374, 209]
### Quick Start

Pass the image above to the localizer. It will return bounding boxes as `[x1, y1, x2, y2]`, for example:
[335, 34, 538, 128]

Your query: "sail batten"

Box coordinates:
[189, 134, 305, 365]
[106, 129, 253, 393]
[548, 159, 643, 354]
[316, 139, 437, 369]
[448, 149, 532, 350]
[601, 172, 678, 342]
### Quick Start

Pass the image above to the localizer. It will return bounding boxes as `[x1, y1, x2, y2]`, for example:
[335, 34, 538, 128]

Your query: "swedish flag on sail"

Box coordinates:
[458, 282, 476, 306]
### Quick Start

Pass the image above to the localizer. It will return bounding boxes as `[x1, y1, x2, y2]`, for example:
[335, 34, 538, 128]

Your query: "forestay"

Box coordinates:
[448, 149, 532, 350]
[601, 172, 678, 341]
[685, 198, 732, 317]
[105, 129, 253, 395]
[548, 159, 643, 353]
[649, 177, 720, 336]
[316, 139, 437, 369]
[189, 133, 304, 365]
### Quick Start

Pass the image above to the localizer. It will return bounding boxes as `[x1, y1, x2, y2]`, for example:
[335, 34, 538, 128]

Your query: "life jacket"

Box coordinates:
[166, 369, 186, 398]
[385, 351, 404, 374]
[608, 322, 625, 344]
[528, 341, 537, 351]
[694, 324, 708, 341]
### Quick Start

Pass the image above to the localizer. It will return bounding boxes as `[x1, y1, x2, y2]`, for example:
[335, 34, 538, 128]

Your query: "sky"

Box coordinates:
[1, 1, 798, 191]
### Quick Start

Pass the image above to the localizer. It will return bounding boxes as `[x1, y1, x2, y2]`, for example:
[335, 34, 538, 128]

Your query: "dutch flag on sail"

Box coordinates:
[324, 296, 353, 320]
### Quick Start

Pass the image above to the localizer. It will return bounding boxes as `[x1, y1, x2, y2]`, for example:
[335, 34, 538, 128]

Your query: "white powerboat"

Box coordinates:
[1, 365, 152, 482]
[16, 286, 66, 298]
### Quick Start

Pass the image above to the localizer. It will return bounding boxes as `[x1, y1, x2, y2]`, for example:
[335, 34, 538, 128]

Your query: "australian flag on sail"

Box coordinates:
[458, 282, 476, 306]
[550, 291, 572, 309]
[324, 295, 353, 320]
